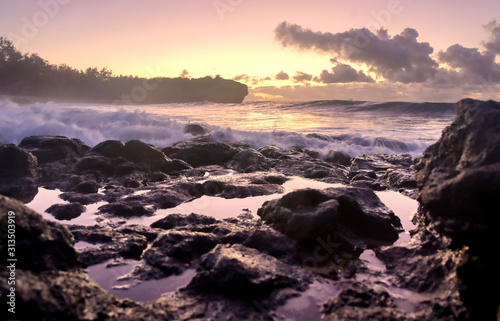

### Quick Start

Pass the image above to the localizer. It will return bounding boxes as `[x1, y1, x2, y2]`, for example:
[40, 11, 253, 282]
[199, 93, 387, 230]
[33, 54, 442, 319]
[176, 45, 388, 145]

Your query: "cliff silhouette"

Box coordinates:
[0, 37, 248, 104]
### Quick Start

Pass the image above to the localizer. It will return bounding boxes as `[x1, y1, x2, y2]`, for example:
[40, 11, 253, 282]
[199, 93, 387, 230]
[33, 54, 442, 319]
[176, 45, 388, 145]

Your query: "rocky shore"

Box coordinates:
[1, 99, 499, 320]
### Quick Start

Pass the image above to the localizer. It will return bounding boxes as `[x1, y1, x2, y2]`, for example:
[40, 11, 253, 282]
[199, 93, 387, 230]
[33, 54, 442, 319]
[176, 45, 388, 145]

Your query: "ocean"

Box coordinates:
[0, 99, 456, 158]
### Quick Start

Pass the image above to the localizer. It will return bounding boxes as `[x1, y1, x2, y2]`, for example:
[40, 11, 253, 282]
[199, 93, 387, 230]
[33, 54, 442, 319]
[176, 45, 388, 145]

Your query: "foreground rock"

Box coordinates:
[0, 144, 38, 202]
[258, 187, 402, 252]
[187, 243, 311, 298]
[415, 99, 500, 320]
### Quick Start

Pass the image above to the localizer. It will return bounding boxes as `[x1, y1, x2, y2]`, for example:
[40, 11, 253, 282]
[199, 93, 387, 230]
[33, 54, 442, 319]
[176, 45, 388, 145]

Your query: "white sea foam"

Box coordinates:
[0, 99, 454, 158]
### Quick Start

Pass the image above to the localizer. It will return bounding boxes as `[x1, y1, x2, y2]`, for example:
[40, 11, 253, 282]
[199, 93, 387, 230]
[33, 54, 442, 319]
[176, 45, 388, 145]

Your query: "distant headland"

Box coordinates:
[0, 37, 248, 104]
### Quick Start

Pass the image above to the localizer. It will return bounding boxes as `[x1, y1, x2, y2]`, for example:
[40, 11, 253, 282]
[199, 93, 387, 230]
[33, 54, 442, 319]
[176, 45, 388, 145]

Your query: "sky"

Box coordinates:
[1, 0, 500, 102]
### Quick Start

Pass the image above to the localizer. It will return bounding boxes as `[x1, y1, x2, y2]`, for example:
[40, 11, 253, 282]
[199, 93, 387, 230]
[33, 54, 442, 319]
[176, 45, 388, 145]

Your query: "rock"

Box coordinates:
[75, 180, 100, 194]
[0, 268, 172, 321]
[0, 144, 38, 202]
[0, 195, 78, 271]
[242, 228, 297, 262]
[122, 140, 176, 173]
[70, 225, 149, 266]
[351, 153, 414, 172]
[91, 140, 124, 158]
[415, 99, 500, 319]
[384, 168, 417, 189]
[258, 187, 401, 251]
[322, 281, 407, 321]
[99, 201, 155, 218]
[228, 149, 272, 173]
[151, 213, 217, 230]
[258, 145, 294, 159]
[187, 244, 310, 298]
[325, 150, 352, 166]
[416, 99, 500, 250]
[74, 153, 115, 176]
[228, 149, 273, 173]
[163, 136, 242, 167]
[143, 230, 220, 275]
[46, 203, 86, 220]
[184, 123, 207, 136]
[19, 135, 90, 164]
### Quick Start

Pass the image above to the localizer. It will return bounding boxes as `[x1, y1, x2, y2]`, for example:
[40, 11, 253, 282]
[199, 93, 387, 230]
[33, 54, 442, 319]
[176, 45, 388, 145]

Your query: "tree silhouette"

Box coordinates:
[0, 37, 248, 103]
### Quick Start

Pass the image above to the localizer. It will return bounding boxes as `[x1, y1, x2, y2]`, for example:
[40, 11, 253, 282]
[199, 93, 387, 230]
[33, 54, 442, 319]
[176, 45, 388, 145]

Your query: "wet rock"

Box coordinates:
[60, 192, 102, 205]
[151, 213, 217, 230]
[99, 201, 155, 218]
[351, 153, 414, 172]
[163, 136, 242, 167]
[70, 225, 149, 266]
[384, 168, 416, 189]
[75, 180, 100, 194]
[91, 139, 124, 158]
[258, 187, 401, 251]
[187, 244, 310, 298]
[322, 281, 407, 321]
[325, 150, 352, 166]
[258, 145, 294, 159]
[74, 153, 115, 176]
[415, 99, 500, 319]
[416, 99, 500, 250]
[184, 123, 207, 136]
[228, 149, 273, 172]
[0, 268, 172, 321]
[46, 203, 86, 221]
[19, 135, 90, 164]
[0, 144, 38, 202]
[0, 195, 78, 271]
[143, 230, 220, 275]
[242, 228, 297, 263]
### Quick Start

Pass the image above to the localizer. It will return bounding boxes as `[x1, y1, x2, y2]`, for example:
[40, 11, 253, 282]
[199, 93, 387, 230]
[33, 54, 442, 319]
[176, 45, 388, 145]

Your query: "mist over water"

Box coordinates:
[0, 99, 456, 158]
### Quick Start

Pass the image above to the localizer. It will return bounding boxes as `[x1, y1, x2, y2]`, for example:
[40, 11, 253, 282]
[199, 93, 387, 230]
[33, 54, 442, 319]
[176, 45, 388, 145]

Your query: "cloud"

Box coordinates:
[438, 44, 500, 83]
[292, 71, 313, 83]
[483, 20, 500, 55]
[275, 71, 290, 80]
[274, 21, 438, 83]
[315, 63, 374, 83]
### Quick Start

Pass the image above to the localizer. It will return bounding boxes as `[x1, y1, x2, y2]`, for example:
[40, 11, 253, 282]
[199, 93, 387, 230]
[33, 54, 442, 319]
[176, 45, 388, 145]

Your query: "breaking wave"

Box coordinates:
[0, 99, 451, 158]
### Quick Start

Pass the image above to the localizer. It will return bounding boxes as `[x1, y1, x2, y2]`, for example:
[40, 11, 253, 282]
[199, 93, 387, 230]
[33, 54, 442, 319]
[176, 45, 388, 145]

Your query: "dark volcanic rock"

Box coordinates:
[187, 244, 311, 298]
[143, 230, 220, 275]
[91, 140, 125, 158]
[0, 144, 38, 202]
[19, 135, 90, 164]
[228, 149, 273, 173]
[151, 213, 217, 230]
[184, 123, 207, 136]
[164, 136, 243, 167]
[258, 187, 401, 251]
[99, 201, 155, 218]
[325, 150, 352, 166]
[0, 195, 78, 271]
[322, 281, 407, 321]
[46, 202, 86, 220]
[416, 99, 500, 249]
[415, 99, 500, 319]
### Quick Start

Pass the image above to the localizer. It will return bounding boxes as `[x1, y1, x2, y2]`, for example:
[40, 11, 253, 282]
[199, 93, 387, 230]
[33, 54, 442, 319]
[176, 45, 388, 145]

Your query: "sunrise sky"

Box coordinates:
[1, 0, 499, 101]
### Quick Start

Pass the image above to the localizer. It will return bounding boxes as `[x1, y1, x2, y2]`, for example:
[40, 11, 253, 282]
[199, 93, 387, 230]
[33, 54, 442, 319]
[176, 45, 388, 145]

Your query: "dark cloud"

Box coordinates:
[292, 71, 313, 83]
[483, 20, 500, 55]
[274, 21, 438, 83]
[315, 64, 374, 83]
[180, 69, 190, 78]
[275, 71, 290, 80]
[438, 44, 500, 83]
